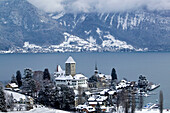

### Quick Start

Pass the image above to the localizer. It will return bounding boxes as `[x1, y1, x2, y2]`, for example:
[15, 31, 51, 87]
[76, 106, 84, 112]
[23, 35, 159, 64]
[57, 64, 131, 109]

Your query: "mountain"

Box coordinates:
[0, 0, 64, 50]
[0, 0, 170, 53]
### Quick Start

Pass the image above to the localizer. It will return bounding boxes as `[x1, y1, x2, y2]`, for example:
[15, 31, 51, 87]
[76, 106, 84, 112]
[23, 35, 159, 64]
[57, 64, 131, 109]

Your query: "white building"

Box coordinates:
[54, 56, 88, 89]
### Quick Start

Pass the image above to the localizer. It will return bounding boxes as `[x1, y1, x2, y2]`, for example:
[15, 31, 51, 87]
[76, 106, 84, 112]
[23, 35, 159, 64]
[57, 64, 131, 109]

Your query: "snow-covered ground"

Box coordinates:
[136, 109, 170, 113]
[0, 107, 71, 113]
[1, 108, 170, 113]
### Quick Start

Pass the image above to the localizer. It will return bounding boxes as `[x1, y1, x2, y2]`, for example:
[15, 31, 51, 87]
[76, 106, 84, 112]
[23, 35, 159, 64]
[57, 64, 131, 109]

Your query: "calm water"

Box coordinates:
[0, 52, 170, 108]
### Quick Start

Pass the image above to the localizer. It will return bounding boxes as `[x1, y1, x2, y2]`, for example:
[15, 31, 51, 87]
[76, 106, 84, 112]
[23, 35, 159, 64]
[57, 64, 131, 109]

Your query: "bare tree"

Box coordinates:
[124, 90, 130, 113]
[159, 90, 163, 113]
[131, 93, 136, 113]
[138, 93, 143, 110]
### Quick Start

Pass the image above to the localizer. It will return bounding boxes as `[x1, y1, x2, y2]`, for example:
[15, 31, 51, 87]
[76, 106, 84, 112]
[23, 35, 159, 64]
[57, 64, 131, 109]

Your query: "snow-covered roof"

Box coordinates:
[88, 96, 96, 101]
[73, 74, 88, 80]
[96, 96, 107, 101]
[55, 75, 73, 80]
[85, 91, 91, 95]
[98, 74, 105, 78]
[105, 75, 112, 80]
[65, 56, 76, 63]
[13, 88, 20, 91]
[108, 91, 116, 95]
[57, 65, 63, 72]
[89, 102, 97, 105]
[89, 102, 102, 105]
[8, 83, 18, 88]
[100, 89, 109, 95]
[101, 106, 107, 109]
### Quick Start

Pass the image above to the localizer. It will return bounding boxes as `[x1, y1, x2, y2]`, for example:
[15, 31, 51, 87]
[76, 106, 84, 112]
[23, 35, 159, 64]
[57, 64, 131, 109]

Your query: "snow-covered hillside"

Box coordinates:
[0, 107, 71, 113]
[0, 32, 146, 53]
[0, 0, 170, 53]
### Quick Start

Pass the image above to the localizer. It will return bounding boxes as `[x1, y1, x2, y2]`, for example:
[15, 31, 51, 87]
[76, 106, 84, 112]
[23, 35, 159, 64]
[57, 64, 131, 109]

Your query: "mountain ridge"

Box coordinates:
[0, 0, 170, 53]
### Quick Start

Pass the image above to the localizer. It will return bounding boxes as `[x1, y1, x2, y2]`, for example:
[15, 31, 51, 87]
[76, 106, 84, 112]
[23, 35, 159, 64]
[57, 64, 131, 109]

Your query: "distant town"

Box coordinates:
[0, 56, 166, 113]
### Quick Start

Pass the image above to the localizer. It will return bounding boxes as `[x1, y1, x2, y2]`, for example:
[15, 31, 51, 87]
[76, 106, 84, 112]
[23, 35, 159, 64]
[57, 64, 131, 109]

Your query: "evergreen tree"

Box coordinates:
[43, 68, 51, 80]
[38, 83, 75, 110]
[11, 74, 17, 84]
[111, 68, 117, 80]
[159, 90, 163, 113]
[16, 70, 22, 87]
[0, 83, 7, 112]
[21, 78, 37, 96]
[38, 81, 56, 107]
[24, 68, 32, 79]
[59, 85, 75, 110]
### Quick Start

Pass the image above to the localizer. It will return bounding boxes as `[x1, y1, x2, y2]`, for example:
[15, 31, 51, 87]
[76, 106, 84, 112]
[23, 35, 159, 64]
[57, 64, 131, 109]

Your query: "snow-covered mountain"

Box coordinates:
[0, 0, 170, 53]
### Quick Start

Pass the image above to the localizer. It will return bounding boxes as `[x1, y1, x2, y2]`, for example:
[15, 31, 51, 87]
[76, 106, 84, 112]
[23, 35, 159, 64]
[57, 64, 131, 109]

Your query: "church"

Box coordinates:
[54, 56, 88, 89]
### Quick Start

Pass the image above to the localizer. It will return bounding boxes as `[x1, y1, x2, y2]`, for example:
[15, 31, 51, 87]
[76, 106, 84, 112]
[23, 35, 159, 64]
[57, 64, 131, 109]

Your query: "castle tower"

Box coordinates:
[65, 56, 76, 76]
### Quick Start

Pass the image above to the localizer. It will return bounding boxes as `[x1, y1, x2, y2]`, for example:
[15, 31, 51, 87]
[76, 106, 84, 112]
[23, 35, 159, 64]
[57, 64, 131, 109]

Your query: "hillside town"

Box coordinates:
[0, 56, 165, 113]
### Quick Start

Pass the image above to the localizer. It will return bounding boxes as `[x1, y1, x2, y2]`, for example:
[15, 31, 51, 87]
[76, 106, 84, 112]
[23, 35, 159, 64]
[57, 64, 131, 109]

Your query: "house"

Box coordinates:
[116, 79, 131, 90]
[5, 83, 20, 91]
[54, 56, 88, 89]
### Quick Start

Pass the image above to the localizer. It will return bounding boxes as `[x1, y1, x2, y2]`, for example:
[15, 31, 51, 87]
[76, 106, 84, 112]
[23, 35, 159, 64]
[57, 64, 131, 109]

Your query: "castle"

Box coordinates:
[54, 56, 88, 89]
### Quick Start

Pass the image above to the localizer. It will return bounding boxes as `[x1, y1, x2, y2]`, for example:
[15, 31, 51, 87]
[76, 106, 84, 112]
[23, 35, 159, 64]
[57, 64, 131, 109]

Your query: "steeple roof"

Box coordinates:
[56, 65, 63, 72]
[65, 56, 76, 63]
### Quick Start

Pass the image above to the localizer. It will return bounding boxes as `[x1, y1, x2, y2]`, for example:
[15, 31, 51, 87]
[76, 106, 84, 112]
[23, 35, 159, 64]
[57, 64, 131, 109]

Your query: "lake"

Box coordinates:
[0, 52, 170, 108]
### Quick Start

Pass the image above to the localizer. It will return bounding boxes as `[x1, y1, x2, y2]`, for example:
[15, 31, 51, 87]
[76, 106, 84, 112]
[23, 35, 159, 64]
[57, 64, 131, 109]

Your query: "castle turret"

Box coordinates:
[65, 56, 76, 77]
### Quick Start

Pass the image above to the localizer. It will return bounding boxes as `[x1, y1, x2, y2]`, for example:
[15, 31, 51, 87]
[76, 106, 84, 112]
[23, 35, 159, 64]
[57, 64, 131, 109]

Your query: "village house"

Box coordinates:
[77, 88, 117, 113]
[5, 83, 20, 92]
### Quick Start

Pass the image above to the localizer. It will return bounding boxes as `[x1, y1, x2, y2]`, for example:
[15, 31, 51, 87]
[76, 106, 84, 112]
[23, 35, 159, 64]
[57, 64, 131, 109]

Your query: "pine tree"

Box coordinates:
[59, 85, 75, 110]
[111, 68, 117, 80]
[38, 81, 56, 107]
[11, 74, 17, 84]
[0, 83, 7, 112]
[16, 70, 22, 87]
[24, 68, 32, 79]
[43, 68, 51, 80]
[21, 78, 37, 96]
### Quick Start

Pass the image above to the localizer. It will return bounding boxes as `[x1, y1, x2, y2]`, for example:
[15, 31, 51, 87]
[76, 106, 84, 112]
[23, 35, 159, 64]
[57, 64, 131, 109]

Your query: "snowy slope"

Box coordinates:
[0, 107, 71, 113]
[5, 90, 27, 101]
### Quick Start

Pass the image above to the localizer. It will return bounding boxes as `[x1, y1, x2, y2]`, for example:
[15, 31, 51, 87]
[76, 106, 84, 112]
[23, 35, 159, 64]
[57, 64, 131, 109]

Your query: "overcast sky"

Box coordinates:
[28, 0, 170, 13]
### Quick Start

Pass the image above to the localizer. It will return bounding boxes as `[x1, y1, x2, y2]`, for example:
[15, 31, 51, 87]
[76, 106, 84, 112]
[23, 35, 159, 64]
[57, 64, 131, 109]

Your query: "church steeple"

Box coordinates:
[94, 63, 98, 74]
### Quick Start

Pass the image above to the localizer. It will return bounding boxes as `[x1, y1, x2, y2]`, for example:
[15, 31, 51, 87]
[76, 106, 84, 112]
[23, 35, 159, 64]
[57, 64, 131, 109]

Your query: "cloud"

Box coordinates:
[28, 0, 170, 13]
[28, 0, 64, 12]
